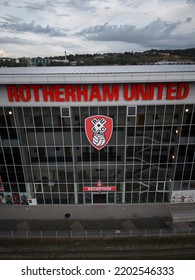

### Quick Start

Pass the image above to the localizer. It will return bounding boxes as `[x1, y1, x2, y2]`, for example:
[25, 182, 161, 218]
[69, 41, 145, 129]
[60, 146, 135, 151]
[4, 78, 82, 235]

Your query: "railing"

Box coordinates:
[0, 227, 195, 239]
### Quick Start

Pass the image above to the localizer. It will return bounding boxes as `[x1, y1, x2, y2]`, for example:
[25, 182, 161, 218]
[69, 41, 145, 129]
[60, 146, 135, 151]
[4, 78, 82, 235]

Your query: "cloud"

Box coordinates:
[76, 18, 195, 49]
[1, 15, 22, 23]
[76, 18, 178, 41]
[0, 0, 194, 56]
[61, 0, 96, 12]
[18, 0, 97, 12]
[186, 0, 195, 4]
[16, 0, 55, 12]
[118, 0, 143, 8]
[0, 36, 30, 44]
[185, 17, 192, 23]
[0, 19, 70, 36]
[0, 49, 10, 57]
[1, 1, 9, 6]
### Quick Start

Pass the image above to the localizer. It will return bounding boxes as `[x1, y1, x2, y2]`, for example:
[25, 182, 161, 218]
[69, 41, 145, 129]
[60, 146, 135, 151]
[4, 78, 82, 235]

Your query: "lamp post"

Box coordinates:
[64, 213, 70, 224]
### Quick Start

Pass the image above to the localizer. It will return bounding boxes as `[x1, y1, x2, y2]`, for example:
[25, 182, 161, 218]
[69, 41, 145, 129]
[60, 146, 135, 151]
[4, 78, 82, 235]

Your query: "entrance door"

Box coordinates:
[93, 193, 106, 204]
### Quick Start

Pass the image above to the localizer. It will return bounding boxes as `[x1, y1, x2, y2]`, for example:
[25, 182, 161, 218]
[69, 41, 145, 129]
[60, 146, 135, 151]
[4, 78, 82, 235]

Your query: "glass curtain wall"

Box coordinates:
[0, 105, 195, 205]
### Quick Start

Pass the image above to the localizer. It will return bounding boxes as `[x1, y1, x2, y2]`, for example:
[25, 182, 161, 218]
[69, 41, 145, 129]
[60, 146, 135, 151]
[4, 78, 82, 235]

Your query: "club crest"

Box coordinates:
[85, 115, 113, 150]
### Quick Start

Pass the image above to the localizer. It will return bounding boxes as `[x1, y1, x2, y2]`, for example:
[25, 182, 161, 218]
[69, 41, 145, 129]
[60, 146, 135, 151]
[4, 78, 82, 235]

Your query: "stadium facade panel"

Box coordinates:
[0, 65, 195, 206]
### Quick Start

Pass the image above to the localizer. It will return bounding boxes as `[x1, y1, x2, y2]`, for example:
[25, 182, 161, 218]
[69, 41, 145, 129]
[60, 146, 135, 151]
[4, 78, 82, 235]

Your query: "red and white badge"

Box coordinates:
[85, 115, 113, 150]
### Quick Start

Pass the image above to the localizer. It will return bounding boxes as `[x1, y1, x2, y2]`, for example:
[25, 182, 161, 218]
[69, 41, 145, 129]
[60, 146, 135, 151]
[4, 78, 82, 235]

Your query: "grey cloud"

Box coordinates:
[1, 15, 23, 23]
[16, 0, 96, 13]
[186, 0, 195, 4]
[0, 36, 30, 44]
[76, 18, 195, 49]
[76, 18, 178, 40]
[185, 17, 192, 23]
[16, 0, 55, 12]
[1, 1, 9, 6]
[0, 19, 70, 36]
[59, 0, 96, 12]
[118, 0, 143, 7]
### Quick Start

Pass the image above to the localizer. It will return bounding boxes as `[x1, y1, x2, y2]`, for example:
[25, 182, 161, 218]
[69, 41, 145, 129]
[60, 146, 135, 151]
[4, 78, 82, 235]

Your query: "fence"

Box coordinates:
[0, 227, 195, 239]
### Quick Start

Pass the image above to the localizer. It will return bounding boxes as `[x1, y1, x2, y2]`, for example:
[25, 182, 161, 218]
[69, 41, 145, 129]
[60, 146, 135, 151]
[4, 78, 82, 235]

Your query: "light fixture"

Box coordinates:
[172, 155, 175, 159]
[175, 129, 179, 134]
[185, 108, 189, 112]
[8, 111, 12, 115]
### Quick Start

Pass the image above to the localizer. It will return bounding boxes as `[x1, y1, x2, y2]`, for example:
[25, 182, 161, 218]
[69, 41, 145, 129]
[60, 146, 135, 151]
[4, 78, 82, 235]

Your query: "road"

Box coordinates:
[0, 236, 195, 260]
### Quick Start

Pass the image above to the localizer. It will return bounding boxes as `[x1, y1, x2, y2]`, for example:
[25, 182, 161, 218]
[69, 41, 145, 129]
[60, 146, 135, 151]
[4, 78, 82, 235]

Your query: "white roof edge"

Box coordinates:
[0, 65, 195, 74]
[0, 65, 195, 84]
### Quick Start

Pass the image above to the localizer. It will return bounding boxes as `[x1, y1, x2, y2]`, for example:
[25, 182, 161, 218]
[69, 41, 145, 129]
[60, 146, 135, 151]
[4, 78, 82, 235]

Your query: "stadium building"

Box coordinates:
[0, 65, 195, 215]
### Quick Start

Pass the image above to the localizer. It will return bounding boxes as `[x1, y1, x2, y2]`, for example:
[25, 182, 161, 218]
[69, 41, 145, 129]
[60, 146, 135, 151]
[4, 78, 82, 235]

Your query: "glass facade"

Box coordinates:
[0, 105, 195, 205]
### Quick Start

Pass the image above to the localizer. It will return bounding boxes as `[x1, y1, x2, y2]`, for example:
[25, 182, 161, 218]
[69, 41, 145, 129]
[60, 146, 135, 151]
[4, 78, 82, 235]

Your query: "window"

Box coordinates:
[34, 183, 43, 193]
[34, 116, 43, 127]
[127, 106, 136, 116]
[1, 104, 194, 206]
[156, 182, 165, 192]
[153, 114, 160, 120]
[61, 107, 70, 117]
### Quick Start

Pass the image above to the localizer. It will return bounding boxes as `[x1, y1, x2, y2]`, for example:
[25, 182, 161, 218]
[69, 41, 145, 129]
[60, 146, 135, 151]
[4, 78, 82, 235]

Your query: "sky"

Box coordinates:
[0, 0, 195, 58]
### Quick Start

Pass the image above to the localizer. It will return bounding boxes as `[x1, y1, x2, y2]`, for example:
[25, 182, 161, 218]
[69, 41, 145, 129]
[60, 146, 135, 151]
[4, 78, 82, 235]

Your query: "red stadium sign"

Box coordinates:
[7, 83, 189, 103]
[83, 181, 116, 192]
[83, 186, 116, 192]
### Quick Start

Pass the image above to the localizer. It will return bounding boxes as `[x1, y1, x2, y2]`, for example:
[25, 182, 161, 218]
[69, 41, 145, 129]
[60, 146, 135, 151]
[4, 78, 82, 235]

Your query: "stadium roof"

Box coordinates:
[0, 65, 195, 84]
[0, 65, 195, 75]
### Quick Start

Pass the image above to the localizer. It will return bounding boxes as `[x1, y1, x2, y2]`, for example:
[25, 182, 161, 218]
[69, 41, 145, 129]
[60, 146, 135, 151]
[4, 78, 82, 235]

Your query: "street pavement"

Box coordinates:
[0, 203, 172, 231]
[0, 217, 171, 231]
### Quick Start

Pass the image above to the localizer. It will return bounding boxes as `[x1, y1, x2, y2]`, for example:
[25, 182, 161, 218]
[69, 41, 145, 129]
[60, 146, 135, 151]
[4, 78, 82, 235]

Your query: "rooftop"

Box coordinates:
[0, 65, 195, 84]
[0, 65, 195, 75]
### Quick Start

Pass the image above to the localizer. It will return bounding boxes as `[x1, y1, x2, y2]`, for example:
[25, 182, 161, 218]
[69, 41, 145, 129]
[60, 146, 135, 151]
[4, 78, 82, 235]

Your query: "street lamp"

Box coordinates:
[64, 213, 70, 224]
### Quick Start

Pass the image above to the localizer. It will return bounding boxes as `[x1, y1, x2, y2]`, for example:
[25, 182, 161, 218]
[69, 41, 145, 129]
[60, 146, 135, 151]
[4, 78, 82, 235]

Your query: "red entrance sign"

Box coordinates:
[83, 186, 116, 192]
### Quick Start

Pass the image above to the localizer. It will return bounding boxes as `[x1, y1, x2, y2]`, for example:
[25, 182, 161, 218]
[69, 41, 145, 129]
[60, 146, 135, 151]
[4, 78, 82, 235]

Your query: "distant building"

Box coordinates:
[31, 57, 49, 66]
[94, 55, 105, 60]
[18, 57, 32, 66]
[70, 60, 77, 66]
